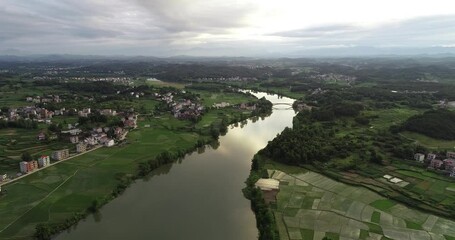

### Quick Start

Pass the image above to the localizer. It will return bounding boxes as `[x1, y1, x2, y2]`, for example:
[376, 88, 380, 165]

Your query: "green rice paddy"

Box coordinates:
[270, 169, 455, 240]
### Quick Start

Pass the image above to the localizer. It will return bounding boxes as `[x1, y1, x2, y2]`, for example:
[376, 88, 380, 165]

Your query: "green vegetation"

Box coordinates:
[0, 125, 201, 239]
[3, 56, 455, 239]
[403, 109, 455, 140]
[400, 131, 455, 149]
[265, 165, 455, 239]
[370, 200, 396, 211]
[243, 155, 280, 240]
[371, 211, 381, 223]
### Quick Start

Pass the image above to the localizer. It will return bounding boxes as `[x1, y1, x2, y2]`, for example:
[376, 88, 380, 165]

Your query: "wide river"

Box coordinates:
[55, 92, 296, 240]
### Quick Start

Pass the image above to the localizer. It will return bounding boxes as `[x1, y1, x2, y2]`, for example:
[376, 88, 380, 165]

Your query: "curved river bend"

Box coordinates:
[56, 92, 295, 240]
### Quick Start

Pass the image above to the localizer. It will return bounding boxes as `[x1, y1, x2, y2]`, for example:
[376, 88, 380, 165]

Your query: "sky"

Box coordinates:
[1, 0, 455, 56]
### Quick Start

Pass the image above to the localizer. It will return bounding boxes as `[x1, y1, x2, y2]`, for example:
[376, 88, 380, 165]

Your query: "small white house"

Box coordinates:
[105, 139, 115, 147]
[414, 153, 425, 163]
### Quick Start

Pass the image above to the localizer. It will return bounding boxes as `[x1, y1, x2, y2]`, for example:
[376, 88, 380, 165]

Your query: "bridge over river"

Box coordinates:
[272, 102, 293, 110]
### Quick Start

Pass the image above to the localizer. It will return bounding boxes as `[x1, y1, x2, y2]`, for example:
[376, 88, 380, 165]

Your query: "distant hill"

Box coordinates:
[403, 109, 455, 140]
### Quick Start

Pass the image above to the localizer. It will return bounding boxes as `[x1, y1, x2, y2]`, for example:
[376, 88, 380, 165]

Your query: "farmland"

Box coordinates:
[400, 131, 455, 149]
[269, 168, 455, 240]
[0, 128, 74, 174]
[0, 121, 204, 239]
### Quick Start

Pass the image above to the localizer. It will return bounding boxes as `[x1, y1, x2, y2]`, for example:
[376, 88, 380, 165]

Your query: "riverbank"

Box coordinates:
[0, 95, 268, 239]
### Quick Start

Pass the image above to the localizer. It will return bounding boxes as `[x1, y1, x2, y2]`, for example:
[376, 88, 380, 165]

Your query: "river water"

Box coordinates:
[55, 92, 295, 240]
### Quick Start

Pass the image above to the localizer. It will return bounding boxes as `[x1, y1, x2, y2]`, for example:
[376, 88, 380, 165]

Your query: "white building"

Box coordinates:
[69, 136, 79, 144]
[105, 139, 115, 147]
[414, 153, 425, 163]
[0, 174, 7, 182]
[51, 149, 69, 161]
[19, 161, 28, 173]
[85, 137, 98, 146]
[38, 156, 51, 168]
[76, 143, 87, 153]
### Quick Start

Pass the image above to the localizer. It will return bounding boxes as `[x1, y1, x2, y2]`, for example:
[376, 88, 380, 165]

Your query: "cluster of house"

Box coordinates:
[0, 106, 54, 122]
[309, 73, 356, 84]
[79, 108, 135, 118]
[33, 76, 133, 85]
[239, 103, 257, 111]
[128, 91, 145, 99]
[438, 99, 455, 109]
[213, 102, 231, 109]
[310, 88, 328, 96]
[293, 102, 313, 112]
[123, 114, 137, 129]
[192, 77, 257, 82]
[17, 149, 72, 175]
[415, 152, 455, 177]
[26, 94, 62, 104]
[155, 92, 204, 120]
[62, 125, 129, 152]
[36, 109, 134, 148]
[172, 100, 204, 120]
[19, 154, 53, 174]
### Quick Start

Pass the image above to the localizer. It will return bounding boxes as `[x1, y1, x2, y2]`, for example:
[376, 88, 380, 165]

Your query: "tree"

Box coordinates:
[35, 224, 52, 240]
[21, 152, 32, 162]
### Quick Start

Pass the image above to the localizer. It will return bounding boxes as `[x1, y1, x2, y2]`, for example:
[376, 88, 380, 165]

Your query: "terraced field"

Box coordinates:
[270, 170, 455, 240]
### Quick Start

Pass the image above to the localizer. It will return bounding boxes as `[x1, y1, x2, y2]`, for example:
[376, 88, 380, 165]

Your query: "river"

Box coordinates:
[55, 92, 296, 240]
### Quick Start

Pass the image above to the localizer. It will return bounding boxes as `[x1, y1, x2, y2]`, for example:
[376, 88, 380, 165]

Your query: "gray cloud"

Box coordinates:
[133, 0, 256, 33]
[271, 15, 455, 48]
[0, 1, 454, 56]
[273, 24, 361, 38]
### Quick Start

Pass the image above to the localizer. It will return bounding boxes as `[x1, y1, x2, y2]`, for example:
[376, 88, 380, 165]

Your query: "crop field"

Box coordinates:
[270, 169, 455, 240]
[192, 90, 257, 107]
[400, 131, 455, 149]
[0, 131, 49, 174]
[364, 108, 420, 130]
[0, 129, 74, 174]
[0, 123, 200, 239]
[145, 79, 186, 89]
[391, 169, 455, 205]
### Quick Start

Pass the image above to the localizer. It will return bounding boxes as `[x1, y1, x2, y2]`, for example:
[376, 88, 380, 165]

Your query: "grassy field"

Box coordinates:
[400, 131, 455, 149]
[0, 129, 75, 175]
[0, 122, 201, 239]
[270, 168, 455, 240]
[192, 90, 257, 108]
[145, 79, 186, 89]
[364, 108, 421, 130]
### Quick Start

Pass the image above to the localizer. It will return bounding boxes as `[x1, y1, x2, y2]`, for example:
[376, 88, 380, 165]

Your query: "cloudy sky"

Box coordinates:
[1, 0, 455, 56]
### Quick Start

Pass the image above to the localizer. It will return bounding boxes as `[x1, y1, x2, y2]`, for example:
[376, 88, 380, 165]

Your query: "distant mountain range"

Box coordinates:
[0, 46, 454, 62]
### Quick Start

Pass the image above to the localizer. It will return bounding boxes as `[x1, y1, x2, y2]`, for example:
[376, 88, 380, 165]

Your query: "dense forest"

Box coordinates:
[403, 109, 455, 140]
[259, 121, 357, 165]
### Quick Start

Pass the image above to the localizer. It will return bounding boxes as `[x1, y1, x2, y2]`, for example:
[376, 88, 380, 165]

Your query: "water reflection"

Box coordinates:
[55, 91, 296, 240]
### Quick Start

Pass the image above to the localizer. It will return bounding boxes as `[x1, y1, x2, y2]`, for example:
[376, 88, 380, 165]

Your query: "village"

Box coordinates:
[0, 97, 138, 190]
[416, 151, 455, 177]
